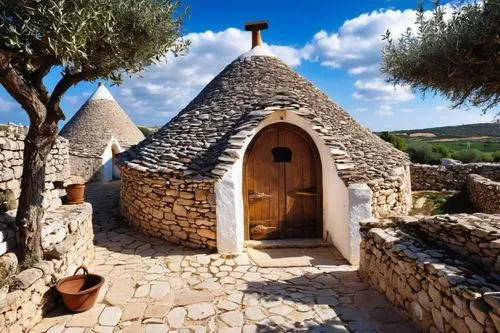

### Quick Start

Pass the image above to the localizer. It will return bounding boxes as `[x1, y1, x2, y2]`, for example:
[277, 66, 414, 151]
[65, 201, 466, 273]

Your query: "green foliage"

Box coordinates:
[407, 145, 442, 164]
[0, 0, 189, 84]
[451, 148, 491, 163]
[390, 123, 500, 138]
[138, 126, 158, 137]
[493, 151, 500, 162]
[431, 144, 451, 158]
[411, 191, 475, 215]
[381, 1, 500, 112]
[17, 252, 38, 272]
[379, 131, 407, 151]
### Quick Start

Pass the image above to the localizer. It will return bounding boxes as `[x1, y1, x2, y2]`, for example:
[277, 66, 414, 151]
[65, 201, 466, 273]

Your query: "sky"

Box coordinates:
[0, 0, 497, 132]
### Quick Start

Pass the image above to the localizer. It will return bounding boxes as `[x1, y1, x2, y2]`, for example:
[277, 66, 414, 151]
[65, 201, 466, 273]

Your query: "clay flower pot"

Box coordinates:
[56, 266, 105, 312]
[66, 183, 85, 204]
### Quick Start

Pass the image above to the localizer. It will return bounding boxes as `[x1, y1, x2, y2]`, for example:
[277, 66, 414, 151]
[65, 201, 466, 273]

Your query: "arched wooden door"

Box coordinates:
[244, 123, 322, 240]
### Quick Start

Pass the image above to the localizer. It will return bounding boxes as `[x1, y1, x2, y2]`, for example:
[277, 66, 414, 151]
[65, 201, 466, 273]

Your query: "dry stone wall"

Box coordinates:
[368, 165, 412, 218]
[404, 214, 500, 273]
[68, 152, 103, 183]
[411, 163, 500, 191]
[120, 167, 217, 249]
[0, 124, 70, 212]
[359, 214, 500, 333]
[0, 203, 94, 332]
[467, 174, 500, 214]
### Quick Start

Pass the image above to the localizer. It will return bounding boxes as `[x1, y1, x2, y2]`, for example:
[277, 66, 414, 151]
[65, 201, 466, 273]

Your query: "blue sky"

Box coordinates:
[0, 0, 497, 131]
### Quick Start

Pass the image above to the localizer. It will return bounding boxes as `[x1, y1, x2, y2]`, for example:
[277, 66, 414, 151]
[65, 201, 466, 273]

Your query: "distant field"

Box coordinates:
[390, 123, 500, 138]
[377, 123, 500, 163]
[404, 137, 500, 153]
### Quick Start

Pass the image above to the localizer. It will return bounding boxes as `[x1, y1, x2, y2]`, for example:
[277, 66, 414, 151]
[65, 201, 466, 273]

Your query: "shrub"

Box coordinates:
[408, 145, 442, 165]
[431, 144, 451, 158]
[493, 151, 500, 162]
[379, 132, 407, 152]
[451, 149, 489, 163]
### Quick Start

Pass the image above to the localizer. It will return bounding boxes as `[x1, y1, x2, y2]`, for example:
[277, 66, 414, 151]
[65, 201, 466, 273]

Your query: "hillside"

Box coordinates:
[387, 122, 500, 138]
[137, 125, 160, 137]
[376, 122, 500, 164]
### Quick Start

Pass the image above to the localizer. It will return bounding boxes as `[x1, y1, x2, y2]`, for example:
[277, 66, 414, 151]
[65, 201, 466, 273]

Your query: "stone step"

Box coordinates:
[244, 238, 329, 249]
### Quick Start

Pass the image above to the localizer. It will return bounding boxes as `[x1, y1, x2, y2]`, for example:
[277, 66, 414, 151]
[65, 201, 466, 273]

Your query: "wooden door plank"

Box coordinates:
[246, 127, 281, 240]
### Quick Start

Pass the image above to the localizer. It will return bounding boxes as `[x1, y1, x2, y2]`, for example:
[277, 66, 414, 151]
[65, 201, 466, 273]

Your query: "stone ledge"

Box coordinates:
[411, 163, 500, 191]
[0, 202, 94, 331]
[360, 217, 500, 332]
[42, 203, 92, 256]
[467, 174, 500, 214]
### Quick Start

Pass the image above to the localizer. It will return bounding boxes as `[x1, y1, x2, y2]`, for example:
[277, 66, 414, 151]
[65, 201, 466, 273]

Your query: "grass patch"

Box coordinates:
[411, 191, 475, 215]
[18, 253, 40, 272]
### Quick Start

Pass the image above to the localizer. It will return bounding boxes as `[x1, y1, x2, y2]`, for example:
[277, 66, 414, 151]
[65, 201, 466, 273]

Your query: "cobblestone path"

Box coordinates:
[31, 181, 417, 333]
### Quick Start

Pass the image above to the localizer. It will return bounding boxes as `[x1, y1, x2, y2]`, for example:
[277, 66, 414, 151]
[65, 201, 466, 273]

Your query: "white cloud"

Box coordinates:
[116, 28, 303, 124]
[352, 78, 414, 103]
[303, 9, 418, 72]
[377, 104, 394, 116]
[0, 97, 17, 113]
[375, 104, 414, 116]
[353, 107, 369, 112]
[304, 5, 454, 104]
[435, 105, 450, 112]
[400, 108, 414, 113]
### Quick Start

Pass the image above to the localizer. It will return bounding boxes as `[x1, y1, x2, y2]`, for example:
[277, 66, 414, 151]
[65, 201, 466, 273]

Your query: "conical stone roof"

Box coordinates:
[120, 53, 409, 184]
[60, 84, 145, 157]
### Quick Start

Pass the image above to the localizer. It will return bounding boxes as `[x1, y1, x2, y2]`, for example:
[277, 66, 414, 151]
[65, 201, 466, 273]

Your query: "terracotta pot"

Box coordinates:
[56, 266, 105, 312]
[66, 183, 85, 204]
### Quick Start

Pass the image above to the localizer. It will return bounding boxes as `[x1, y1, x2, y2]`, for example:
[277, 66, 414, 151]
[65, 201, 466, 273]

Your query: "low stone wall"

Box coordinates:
[0, 124, 70, 212]
[41, 203, 95, 277]
[411, 163, 500, 191]
[120, 167, 217, 249]
[368, 165, 412, 218]
[404, 214, 500, 273]
[68, 152, 103, 183]
[359, 214, 500, 333]
[0, 203, 94, 331]
[467, 174, 500, 214]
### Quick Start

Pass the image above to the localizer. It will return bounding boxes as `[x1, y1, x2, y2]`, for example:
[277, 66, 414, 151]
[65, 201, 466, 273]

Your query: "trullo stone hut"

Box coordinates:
[118, 22, 412, 264]
[60, 83, 144, 182]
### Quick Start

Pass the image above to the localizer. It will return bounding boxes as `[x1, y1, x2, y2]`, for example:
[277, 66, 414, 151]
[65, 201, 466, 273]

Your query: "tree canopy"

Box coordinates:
[381, 0, 500, 112]
[0, 0, 188, 261]
[1, 0, 188, 121]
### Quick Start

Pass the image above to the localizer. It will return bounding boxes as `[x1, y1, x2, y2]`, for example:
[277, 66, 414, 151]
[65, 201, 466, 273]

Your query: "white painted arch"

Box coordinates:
[215, 109, 372, 264]
[101, 137, 123, 182]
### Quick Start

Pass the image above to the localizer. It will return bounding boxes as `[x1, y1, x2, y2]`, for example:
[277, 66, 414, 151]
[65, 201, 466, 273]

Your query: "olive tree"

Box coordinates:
[381, 0, 499, 112]
[0, 0, 188, 262]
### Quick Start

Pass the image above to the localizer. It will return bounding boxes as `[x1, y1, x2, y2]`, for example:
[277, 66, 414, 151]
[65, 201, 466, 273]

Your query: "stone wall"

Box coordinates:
[120, 167, 217, 249]
[68, 153, 103, 183]
[411, 163, 500, 191]
[0, 203, 94, 332]
[368, 165, 412, 218]
[403, 214, 500, 273]
[359, 214, 500, 333]
[0, 124, 70, 212]
[467, 174, 500, 214]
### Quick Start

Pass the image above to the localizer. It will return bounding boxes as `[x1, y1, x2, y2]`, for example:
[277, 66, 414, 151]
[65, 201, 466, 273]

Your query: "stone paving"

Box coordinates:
[30, 181, 418, 333]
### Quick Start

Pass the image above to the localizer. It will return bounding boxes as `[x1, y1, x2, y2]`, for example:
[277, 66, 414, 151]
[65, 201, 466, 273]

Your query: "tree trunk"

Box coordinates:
[16, 122, 57, 262]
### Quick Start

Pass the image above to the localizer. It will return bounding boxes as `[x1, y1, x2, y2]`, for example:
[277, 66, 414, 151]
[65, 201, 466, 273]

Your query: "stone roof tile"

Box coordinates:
[60, 85, 144, 156]
[120, 56, 409, 184]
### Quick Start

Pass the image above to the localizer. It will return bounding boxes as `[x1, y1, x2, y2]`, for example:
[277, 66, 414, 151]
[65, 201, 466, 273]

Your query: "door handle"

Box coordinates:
[248, 190, 271, 201]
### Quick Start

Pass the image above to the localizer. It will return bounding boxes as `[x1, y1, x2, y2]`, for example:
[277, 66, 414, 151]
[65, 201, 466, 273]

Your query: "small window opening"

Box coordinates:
[272, 147, 292, 163]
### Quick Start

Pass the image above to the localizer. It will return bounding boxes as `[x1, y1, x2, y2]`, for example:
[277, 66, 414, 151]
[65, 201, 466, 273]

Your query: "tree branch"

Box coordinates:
[30, 56, 59, 105]
[46, 70, 88, 124]
[0, 52, 46, 124]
